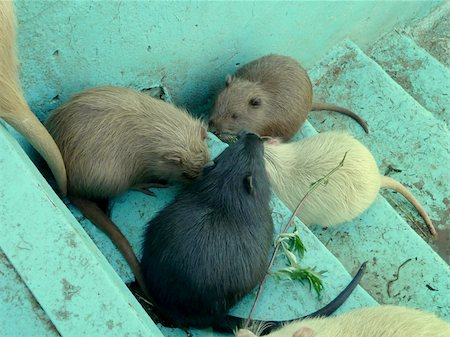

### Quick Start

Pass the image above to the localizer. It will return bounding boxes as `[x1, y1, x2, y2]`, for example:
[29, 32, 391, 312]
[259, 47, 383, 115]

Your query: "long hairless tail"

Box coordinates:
[380, 176, 436, 237]
[0, 1, 67, 196]
[69, 196, 153, 302]
[216, 262, 368, 335]
[311, 102, 369, 134]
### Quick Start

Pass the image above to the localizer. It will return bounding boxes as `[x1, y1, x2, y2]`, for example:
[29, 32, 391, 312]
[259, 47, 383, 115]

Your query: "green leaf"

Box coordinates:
[281, 242, 298, 266]
[273, 265, 325, 296]
[289, 226, 306, 258]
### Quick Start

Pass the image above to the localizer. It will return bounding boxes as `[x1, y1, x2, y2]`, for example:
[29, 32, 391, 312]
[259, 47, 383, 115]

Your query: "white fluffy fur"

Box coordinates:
[236, 305, 450, 337]
[264, 132, 380, 226]
[264, 132, 434, 235]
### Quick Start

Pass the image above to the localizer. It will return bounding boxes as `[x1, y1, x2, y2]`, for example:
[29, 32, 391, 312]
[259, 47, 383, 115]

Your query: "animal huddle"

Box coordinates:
[0, 2, 445, 337]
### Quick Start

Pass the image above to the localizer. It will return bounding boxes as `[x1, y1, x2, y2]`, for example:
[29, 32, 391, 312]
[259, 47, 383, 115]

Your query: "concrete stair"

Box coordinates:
[407, 1, 450, 69]
[368, 31, 450, 128]
[305, 39, 449, 319]
[1, 3, 449, 336]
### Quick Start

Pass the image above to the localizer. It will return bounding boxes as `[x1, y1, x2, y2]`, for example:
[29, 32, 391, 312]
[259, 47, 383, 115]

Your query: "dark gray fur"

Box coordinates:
[140, 132, 274, 328]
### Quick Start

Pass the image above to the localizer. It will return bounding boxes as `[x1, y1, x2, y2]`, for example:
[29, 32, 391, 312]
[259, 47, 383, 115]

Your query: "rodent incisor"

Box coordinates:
[209, 54, 368, 142]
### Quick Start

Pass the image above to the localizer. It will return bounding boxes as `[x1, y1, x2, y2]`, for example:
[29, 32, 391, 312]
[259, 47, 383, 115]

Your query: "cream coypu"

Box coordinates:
[45, 85, 210, 296]
[140, 132, 367, 331]
[208, 54, 368, 142]
[0, 1, 67, 196]
[236, 305, 450, 337]
[263, 132, 436, 236]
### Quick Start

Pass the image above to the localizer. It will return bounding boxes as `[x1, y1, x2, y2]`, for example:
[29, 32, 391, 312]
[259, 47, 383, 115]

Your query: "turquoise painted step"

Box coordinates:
[0, 125, 165, 337]
[368, 31, 450, 128]
[72, 132, 377, 337]
[302, 39, 450, 320]
[408, 1, 450, 69]
[0, 249, 59, 337]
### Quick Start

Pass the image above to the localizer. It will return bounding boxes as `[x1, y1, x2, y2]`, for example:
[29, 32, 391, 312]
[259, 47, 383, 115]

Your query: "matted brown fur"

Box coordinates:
[45, 86, 209, 199]
[0, 1, 67, 195]
[210, 54, 312, 141]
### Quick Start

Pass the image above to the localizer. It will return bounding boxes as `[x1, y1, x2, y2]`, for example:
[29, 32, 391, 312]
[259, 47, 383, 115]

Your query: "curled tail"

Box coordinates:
[69, 197, 152, 301]
[311, 102, 369, 134]
[217, 262, 367, 335]
[0, 1, 67, 196]
[380, 176, 436, 237]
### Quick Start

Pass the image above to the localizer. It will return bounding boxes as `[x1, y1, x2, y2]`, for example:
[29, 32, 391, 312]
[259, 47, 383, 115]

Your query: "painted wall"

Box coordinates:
[14, 0, 441, 122]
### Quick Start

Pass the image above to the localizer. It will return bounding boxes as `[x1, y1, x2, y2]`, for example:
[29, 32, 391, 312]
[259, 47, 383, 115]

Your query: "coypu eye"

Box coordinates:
[249, 97, 261, 107]
[232, 113, 238, 119]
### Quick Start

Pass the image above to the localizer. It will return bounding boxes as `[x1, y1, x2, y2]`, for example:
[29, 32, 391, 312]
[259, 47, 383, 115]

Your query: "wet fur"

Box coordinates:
[140, 133, 273, 329]
[0, 1, 67, 195]
[236, 305, 450, 337]
[264, 132, 435, 235]
[209, 54, 367, 142]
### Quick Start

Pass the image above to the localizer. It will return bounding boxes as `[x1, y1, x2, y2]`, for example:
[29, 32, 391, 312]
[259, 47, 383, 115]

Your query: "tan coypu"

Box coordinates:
[0, 1, 67, 196]
[236, 305, 450, 337]
[45, 86, 210, 296]
[263, 132, 436, 236]
[209, 54, 368, 142]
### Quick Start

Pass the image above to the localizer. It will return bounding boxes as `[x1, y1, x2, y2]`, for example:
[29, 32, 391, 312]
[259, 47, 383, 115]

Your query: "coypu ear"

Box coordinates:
[244, 175, 255, 195]
[235, 329, 258, 337]
[225, 75, 233, 86]
[293, 327, 315, 337]
[249, 97, 262, 107]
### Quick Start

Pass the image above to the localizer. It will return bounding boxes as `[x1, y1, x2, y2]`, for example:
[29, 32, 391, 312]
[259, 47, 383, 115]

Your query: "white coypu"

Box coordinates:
[236, 305, 450, 337]
[263, 132, 436, 236]
[0, 1, 67, 196]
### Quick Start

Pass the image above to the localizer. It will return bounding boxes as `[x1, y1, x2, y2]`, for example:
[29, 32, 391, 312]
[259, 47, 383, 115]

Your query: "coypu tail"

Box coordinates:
[0, 1, 67, 196]
[380, 176, 436, 237]
[69, 197, 153, 300]
[311, 102, 369, 134]
[216, 262, 367, 335]
[69, 196, 151, 300]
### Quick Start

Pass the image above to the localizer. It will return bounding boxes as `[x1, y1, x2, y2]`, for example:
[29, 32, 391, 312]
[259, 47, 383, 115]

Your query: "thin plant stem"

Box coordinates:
[244, 151, 348, 328]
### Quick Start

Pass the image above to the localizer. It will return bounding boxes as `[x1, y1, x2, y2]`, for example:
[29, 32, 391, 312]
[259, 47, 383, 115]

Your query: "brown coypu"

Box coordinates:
[0, 1, 67, 196]
[209, 54, 368, 142]
[45, 85, 210, 296]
